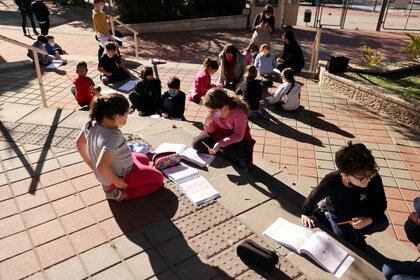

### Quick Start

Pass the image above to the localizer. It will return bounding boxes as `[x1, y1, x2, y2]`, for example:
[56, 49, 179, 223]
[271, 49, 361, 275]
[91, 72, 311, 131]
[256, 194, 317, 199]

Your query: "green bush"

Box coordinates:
[401, 33, 420, 60]
[113, 0, 244, 23]
[361, 41, 382, 67]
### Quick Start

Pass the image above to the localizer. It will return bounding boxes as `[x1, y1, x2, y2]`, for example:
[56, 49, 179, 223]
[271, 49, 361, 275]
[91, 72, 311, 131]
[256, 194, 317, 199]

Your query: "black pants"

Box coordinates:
[98, 46, 104, 61]
[20, 8, 37, 34]
[192, 133, 247, 163]
[106, 69, 129, 82]
[39, 19, 50, 35]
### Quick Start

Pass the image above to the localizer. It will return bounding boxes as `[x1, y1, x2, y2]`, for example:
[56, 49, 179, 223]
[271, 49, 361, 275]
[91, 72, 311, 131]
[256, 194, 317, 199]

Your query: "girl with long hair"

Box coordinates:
[218, 44, 246, 91]
[188, 57, 219, 104]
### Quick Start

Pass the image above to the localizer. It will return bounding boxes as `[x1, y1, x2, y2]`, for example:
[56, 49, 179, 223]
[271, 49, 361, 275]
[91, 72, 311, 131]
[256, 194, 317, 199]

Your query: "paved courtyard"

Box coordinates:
[0, 0, 419, 279]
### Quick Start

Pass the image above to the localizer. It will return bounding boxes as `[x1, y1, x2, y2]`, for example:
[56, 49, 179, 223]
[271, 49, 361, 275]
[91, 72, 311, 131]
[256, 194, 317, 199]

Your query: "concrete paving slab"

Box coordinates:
[121, 116, 161, 136]
[57, 110, 88, 129]
[19, 107, 74, 126]
[0, 103, 37, 122]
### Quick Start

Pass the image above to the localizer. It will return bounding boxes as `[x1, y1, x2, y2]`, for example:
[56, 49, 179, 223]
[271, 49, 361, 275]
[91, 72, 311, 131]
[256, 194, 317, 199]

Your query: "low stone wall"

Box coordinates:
[319, 68, 420, 131]
[123, 15, 248, 34]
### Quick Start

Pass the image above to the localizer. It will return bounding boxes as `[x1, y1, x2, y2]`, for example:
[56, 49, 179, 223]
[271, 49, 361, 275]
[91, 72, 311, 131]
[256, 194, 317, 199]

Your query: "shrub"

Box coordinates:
[113, 0, 244, 23]
[361, 41, 382, 67]
[401, 33, 420, 60]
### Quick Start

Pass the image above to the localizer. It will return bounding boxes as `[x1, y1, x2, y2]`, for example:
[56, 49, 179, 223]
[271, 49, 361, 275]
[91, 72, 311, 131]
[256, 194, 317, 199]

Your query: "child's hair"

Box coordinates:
[167, 76, 180, 89]
[204, 88, 249, 115]
[284, 31, 295, 43]
[105, 41, 117, 51]
[244, 43, 258, 53]
[203, 58, 219, 71]
[46, 35, 54, 41]
[87, 93, 129, 129]
[222, 44, 240, 58]
[244, 65, 258, 79]
[76, 61, 88, 72]
[282, 67, 295, 88]
[262, 4, 273, 14]
[140, 66, 153, 80]
[335, 142, 378, 175]
[93, 0, 103, 4]
[259, 44, 269, 52]
[37, 35, 47, 44]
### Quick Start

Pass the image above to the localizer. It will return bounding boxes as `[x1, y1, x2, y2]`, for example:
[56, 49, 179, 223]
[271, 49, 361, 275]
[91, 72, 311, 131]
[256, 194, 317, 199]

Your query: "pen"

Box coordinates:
[337, 220, 352, 226]
[202, 141, 211, 150]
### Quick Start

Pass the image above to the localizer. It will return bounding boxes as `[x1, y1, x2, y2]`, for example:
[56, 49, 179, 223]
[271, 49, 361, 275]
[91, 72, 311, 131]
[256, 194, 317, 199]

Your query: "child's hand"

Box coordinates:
[114, 178, 127, 189]
[209, 142, 220, 155]
[301, 214, 316, 228]
[351, 217, 372, 229]
[409, 212, 420, 225]
[162, 113, 169, 118]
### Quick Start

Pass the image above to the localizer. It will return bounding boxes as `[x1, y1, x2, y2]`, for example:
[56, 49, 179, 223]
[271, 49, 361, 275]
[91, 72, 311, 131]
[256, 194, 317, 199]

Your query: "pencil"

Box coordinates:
[337, 220, 352, 226]
[202, 141, 211, 150]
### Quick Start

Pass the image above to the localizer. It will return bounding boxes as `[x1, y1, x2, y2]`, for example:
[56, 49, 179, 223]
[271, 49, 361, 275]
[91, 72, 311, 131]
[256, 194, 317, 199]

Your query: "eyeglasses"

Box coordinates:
[349, 171, 378, 182]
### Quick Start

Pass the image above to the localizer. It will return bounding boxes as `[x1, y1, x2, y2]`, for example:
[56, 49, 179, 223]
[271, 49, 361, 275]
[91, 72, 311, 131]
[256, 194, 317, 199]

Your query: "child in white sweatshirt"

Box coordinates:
[266, 67, 301, 111]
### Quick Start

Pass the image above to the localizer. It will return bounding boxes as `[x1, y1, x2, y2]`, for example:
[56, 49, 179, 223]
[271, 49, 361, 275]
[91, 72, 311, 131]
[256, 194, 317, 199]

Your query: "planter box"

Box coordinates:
[319, 67, 420, 131]
[120, 15, 248, 34]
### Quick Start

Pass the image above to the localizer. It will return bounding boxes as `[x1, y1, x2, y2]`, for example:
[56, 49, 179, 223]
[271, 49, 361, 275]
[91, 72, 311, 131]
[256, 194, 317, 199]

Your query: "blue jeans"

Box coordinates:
[382, 260, 420, 280]
[325, 211, 389, 249]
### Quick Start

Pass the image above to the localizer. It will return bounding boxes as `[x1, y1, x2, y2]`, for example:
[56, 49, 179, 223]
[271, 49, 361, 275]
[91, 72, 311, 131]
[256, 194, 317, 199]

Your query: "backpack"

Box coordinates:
[236, 239, 279, 271]
[326, 56, 349, 74]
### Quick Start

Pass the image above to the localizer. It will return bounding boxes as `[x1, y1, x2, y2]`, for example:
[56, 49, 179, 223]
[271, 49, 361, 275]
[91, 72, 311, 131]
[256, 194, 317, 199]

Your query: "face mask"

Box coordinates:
[225, 54, 233, 62]
[265, 14, 271, 19]
[214, 111, 222, 118]
[49, 42, 55, 46]
[99, 4, 104, 11]
[168, 91, 177, 97]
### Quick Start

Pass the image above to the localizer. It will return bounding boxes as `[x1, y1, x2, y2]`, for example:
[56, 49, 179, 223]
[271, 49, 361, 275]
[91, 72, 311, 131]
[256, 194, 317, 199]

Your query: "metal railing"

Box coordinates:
[109, 16, 139, 59]
[0, 35, 48, 107]
[309, 28, 322, 74]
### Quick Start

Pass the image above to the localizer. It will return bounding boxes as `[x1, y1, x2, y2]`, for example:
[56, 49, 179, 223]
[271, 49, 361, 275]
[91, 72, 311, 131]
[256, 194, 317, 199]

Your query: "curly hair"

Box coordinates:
[204, 88, 249, 115]
[87, 93, 129, 129]
[335, 142, 378, 175]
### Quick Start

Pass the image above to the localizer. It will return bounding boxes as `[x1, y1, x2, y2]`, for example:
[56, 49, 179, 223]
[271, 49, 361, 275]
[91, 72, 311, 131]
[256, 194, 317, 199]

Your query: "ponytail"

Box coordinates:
[203, 57, 219, 71]
[282, 67, 296, 89]
[87, 93, 130, 129]
[204, 88, 250, 115]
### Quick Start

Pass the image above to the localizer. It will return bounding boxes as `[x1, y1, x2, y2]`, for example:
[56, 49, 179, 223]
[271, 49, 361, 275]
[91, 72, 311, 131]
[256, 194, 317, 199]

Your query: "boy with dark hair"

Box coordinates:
[129, 66, 161, 116]
[98, 42, 130, 84]
[31, 0, 50, 35]
[301, 142, 388, 251]
[27, 35, 51, 65]
[160, 76, 185, 120]
[71, 61, 101, 108]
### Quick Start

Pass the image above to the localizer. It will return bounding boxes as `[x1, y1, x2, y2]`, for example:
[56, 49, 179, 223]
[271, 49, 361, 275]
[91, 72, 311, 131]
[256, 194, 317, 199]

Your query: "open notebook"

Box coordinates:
[162, 164, 220, 206]
[264, 218, 354, 278]
[154, 143, 215, 168]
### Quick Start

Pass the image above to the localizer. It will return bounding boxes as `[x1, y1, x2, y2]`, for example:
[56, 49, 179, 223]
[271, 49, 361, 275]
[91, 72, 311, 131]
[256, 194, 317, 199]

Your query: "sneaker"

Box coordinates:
[33, 30, 39, 36]
[101, 76, 109, 84]
[105, 189, 127, 201]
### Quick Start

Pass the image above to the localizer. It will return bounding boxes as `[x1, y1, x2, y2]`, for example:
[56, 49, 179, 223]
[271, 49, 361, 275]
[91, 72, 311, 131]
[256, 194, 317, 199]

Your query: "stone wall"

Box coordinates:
[123, 15, 248, 34]
[319, 68, 420, 131]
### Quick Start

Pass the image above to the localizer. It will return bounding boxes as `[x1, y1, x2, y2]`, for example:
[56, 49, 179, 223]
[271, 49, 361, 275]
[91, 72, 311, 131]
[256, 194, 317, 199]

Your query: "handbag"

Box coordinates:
[236, 239, 279, 271]
[326, 56, 349, 74]
[152, 152, 181, 170]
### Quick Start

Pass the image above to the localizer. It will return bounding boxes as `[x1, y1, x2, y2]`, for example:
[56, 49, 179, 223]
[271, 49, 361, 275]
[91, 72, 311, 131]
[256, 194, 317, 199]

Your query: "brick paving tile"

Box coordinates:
[142, 219, 180, 246]
[61, 208, 96, 234]
[0, 231, 32, 261]
[71, 173, 100, 192]
[15, 191, 49, 212]
[69, 225, 108, 253]
[44, 256, 88, 280]
[393, 224, 410, 242]
[36, 236, 76, 269]
[63, 162, 92, 179]
[0, 249, 41, 280]
[387, 198, 410, 213]
[88, 200, 114, 222]
[28, 219, 66, 247]
[99, 217, 129, 240]
[51, 194, 85, 216]
[79, 243, 121, 275]
[401, 189, 420, 202]
[0, 185, 12, 201]
[384, 187, 404, 200]
[388, 210, 410, 226]
[156, 236, 197, 267]
[38, 169, 68, 187]
[0, 214, 25, 239]
[44, 180, 76, 201]
[22, 204, 56, 229]
[91, 263, 134, 280]
[125, 250, 168, 279]
[172, 255, 218, 280]
[9, 178, 41, 197]
[79, 186, 106, 206]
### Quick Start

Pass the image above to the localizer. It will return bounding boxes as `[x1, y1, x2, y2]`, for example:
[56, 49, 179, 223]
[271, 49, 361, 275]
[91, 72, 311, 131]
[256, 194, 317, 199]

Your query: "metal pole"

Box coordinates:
[110, 17, 115, 36]
[376, 0, 389, 31]
[32, 50, 47, 107]
[134, 33, 139, 59]
[373, 0, 379, 12]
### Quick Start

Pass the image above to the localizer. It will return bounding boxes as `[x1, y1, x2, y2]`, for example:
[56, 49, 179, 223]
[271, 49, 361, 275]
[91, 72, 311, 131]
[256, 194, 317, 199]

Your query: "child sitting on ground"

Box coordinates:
[188, 57, 219, 104]
[71, 61, 101, 108]
[98, 41, 130, 84]
[254, 44, 277, 78]
[129, 66, 161, 116]
[45, 35, 63, 59]
[242, 43, 258, 66]
[301, 142, 389, 251]
[265, 68, 301, 111]
[27, 35, 52, 65]
[160, 76, 186, 120]
[236, 65, 269, 120]
[76, 93, 164, 201]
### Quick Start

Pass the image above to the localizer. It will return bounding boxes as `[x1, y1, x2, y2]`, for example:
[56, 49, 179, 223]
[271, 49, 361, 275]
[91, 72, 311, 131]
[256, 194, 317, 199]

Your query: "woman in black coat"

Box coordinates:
[277, 31, 305, 73]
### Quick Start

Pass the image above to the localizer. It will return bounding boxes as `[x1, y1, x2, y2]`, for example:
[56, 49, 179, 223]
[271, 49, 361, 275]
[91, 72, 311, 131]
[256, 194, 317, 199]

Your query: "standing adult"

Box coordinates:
[15, 0, 39, 36]
[218, 44, 246, 91]
[92, 0, 111, 61]
[277, 31, 305, 73]
[251, 4, 274, 49]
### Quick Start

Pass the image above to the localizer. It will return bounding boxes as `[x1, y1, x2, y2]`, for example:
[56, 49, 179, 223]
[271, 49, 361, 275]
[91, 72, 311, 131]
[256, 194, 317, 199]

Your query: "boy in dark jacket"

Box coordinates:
[129, 66, 161, 116]
[98, 42, 130, 84]
[160, 76, 185, 120]
[31, 0, 50, 35]
[301, 142, 388, 251]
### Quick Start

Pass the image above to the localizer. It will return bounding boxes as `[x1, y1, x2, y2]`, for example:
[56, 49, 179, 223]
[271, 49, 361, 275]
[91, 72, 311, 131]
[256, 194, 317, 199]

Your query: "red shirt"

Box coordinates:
[73, 75, 94, 103]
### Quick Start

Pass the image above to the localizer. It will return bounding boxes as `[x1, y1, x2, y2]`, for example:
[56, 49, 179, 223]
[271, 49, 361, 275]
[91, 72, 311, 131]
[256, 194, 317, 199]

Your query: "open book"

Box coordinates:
[46, 60, 63, 69]
[154, 143, 215, 168]
[162, 164, 220, 205]
[264, 218, 354, 278]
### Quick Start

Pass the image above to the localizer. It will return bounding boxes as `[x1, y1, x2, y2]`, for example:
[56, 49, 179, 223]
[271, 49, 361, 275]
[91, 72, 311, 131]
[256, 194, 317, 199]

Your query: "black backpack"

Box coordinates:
[326, 56, 349, 74]
[236, 239, 279, 271]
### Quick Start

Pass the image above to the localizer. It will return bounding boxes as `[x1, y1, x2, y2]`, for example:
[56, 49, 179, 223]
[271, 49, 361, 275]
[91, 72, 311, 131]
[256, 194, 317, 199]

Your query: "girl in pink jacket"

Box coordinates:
[188, 58, 219, 104]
